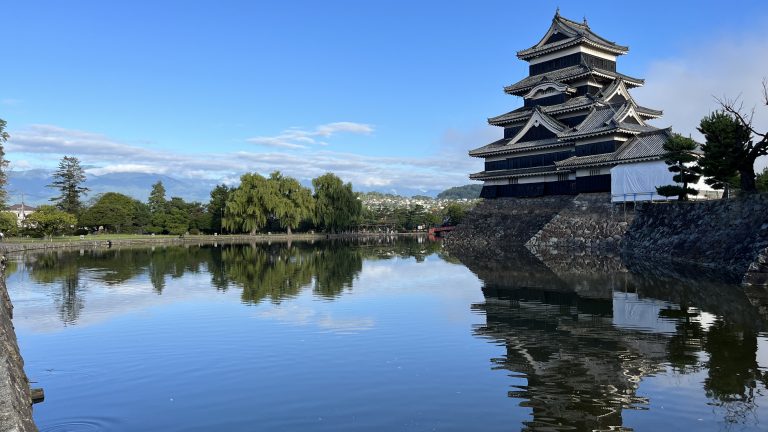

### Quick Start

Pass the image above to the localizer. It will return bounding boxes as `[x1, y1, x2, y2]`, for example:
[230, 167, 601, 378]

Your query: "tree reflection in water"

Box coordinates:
[461, 247, 768, 431]
[20, 236, 441, 318]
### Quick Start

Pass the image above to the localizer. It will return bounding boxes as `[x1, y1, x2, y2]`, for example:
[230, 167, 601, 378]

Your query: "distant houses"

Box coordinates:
[6, 203, 36, 226]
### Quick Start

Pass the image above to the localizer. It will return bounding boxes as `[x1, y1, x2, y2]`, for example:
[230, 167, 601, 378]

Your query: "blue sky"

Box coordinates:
[1, 0, 767, 196]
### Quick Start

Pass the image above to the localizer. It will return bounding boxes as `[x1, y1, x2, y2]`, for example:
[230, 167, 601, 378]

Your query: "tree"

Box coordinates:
[208, 184, 230, 234]
[79, 192, 144, 233]
[48, 156, 89, 214]
[312, 173, 361, 232]
[223, 173, 271, 235]
[0, 211, 19, 236]
[698, 111, 752, 197]
[269, 171, 314, 234]
[165, 197, 191, 235]
[757, 167, 768, 193]
[655, 134, 701, 201]
[25, 205, 77, 238]
[712, 81, 768, 193]
[443, 202, 467, 225]
[148, 181, 168, 233]
[0, 119, 10, 208]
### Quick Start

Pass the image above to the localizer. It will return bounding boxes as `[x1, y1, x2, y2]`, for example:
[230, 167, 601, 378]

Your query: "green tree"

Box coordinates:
[655, 134, 701, 201]
[25, 205, 77, 238]
[312, 173, 361, 232]
[48, 156, 89, 214]
[148, 181, 168, 233]
[756, 167, 768, 193]
[0, 119, 10, 208]
[79, 192, 144, 233]
[712, 83, 768, 193]
[269, 171, 314, 234]
[698, 111, 752, 197]
[443, 202, 467, 225]
[208, 184, 230, 234]
[186, 201, 210, 234]
[223, 173, 271, 234]
[165, 197, 191, 235]
[0, 211, 19, 236]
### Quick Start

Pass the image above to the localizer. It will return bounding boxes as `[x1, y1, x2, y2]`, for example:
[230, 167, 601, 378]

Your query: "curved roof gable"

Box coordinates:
[517, 12, 629, 60]
[508, 108, 568, 145]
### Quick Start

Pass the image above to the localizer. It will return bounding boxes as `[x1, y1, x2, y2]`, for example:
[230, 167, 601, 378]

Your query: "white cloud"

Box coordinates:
[635, 33, 768, 170]
[10, 159, 32, 170]
[6, 121, 488, 195]
[85, 164, 169, 176]
[246, 121, 373, 149]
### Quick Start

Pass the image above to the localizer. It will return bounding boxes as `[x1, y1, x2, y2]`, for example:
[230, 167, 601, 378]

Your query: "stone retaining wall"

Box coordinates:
[0, 263, 38, 432]
[444, 193, 632, 258]
[623, 194, 768, 285]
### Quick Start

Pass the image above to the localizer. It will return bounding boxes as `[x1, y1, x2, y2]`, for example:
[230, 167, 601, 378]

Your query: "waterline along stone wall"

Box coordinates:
[623, 194, 768, 285]
[445, 192, 768, 286]
[444, 193, 632, 258]
[0, 262, 38, 432]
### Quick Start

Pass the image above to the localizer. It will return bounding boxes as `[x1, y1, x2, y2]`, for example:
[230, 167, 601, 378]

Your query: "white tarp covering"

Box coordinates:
[611, 161, 674, 202]
[610, 161, 719, 202]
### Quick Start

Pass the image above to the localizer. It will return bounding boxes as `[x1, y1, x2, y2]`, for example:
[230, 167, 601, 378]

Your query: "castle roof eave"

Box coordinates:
[503, 66, 644, 96]
[517, 36, 629, 60]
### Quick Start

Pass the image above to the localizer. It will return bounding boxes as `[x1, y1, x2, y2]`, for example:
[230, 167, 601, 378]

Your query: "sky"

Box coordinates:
[1, 0, 767, 199]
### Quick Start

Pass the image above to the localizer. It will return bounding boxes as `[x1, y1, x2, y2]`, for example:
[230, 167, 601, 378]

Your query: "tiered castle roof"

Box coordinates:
[469, 11, 669, 184]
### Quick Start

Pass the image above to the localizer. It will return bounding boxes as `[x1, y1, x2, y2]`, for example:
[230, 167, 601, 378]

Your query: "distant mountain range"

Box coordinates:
[7, 170, 221, 205]
[6, 169, 479, 206]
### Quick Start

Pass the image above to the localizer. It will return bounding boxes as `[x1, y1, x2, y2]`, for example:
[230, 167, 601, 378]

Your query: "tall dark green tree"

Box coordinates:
[208, 184, 230, 234]
[698, 111, 752, 197]
[656, 134, 701, 201]
[312, 173, 361, 232]
[712, 83, 768, 193]
[48, 156, 89, 214]
[148, 181, 168, 233]
[0, 119, 9, 208]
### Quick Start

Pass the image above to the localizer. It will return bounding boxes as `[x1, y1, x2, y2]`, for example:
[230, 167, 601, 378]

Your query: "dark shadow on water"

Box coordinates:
[456, 247, 768, 431]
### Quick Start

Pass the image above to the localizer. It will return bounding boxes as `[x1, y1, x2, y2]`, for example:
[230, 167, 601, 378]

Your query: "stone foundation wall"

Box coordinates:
[0, 263, 38, 432]
[623, 194, 768, 285]
[444, 193, 632, 258]
[526, 193, 634, 253]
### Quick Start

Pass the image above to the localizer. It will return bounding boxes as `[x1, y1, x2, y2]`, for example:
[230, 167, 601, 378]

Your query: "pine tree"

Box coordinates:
[698, 111, 751, 197]
[48, 155, 89, 214]
[655, 134, 701, 201]
[0, 119, 10, 208]
[712, 81, 768, 193]
[148, 181, 168, 233]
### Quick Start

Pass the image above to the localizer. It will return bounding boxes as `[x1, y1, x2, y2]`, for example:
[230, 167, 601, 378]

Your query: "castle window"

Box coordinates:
[589, 169, 601, 176]
[557, 173, 569, 181]
[510, 178, 519, 184]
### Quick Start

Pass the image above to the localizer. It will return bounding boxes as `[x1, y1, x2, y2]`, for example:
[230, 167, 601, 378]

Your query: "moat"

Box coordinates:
[7, 238, 768, 431]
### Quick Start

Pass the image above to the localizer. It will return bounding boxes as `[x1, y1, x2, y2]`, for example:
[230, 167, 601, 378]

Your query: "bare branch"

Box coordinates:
[763, 77, 768, 106]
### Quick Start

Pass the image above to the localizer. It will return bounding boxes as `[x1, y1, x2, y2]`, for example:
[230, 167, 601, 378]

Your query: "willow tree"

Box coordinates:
[312, 173, 361, 233]
[269, 171, 314, 234]
[223, 173, 272, 235]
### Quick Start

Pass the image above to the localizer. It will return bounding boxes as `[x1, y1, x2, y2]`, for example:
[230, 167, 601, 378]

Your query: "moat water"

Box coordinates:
[7, 238, 768, 431]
